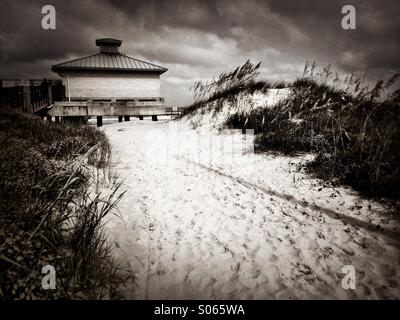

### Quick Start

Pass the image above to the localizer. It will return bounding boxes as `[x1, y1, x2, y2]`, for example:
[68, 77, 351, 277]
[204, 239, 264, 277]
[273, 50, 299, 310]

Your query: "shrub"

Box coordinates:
[180, 60, 288, 117]
[0, 109, 127, 299]
[225, 63, 400, 202]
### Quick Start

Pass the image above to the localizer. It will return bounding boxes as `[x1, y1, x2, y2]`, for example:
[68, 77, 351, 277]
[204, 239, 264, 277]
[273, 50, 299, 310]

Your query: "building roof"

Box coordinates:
[52, 53, 168, 73]
[96, 38, 122, 47]
[52, 38, 168, 74]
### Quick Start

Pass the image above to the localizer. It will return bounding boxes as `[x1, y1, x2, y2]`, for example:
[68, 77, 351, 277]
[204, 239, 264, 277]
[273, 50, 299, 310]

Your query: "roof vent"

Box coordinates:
[96, 38, 122, 54]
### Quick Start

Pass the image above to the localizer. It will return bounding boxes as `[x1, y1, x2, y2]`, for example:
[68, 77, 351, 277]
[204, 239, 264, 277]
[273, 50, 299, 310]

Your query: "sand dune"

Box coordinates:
[102, 117, 400, 299]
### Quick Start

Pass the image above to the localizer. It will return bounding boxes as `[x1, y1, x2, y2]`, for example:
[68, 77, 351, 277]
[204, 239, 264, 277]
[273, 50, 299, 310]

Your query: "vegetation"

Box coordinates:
[0, 109, 127, 299]
[180, 60, 287, 117]
[185, 61, 400, 204]
[227, 63, 400, 202]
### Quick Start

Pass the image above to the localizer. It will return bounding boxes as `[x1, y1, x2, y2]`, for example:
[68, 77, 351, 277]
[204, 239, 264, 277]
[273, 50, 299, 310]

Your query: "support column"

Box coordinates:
[47, 85, 53, 105]
[46, 116, 52, 122]
[55, 116, 60, 123]
[124, 115, 130, 121]
[97, 116, 103, 127]
[152, 115, 158, 121]
[118, 115, 123, 122]
[139, 115, 144, 120]
[22, 86, 31, 113]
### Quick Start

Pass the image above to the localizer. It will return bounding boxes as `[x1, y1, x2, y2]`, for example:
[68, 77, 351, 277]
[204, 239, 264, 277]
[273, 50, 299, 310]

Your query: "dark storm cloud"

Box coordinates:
[1, 1, 86, 63]
[108, 0, 226, 33]
[1, 0, 399, 106]
[106, 0, 400, 70]
[263, 0, 400, 70]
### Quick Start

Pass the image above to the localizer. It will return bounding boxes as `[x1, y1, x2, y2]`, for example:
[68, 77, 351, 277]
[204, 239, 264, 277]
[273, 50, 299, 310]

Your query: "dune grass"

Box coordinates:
[180, 60, 287, 118]
[224, 63, 400, 203]
[0, 109, 127, 299]
[182, 60, 400, 204]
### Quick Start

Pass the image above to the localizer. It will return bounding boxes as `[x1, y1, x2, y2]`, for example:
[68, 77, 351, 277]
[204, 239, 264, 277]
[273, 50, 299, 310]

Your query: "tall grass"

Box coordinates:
[180, 60, 287, 117]
[225, 62, 400, 203]
[0, 109, 127, 299]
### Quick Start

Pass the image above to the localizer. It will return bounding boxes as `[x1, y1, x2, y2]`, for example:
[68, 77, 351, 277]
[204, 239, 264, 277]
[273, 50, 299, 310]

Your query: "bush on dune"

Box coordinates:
[225, 62, 400, 202]
[180, 60, 288, 118]
[0, 109, 127, 299]
[186, 60, 400, 202]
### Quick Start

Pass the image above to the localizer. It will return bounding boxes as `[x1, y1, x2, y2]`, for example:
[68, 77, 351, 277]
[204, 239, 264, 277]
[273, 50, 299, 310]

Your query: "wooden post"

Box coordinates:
[47, 85, 53, 105]
[118, 115, 123, 122]
[139, 115, 144, 120]
[124, 115, 130, 121]
[97, 116, 103, 127]
[47, 116, 52, 122]
[152, 115, 158, 121]
[22, 86, 31, 113]
[55, 116, 60, 123]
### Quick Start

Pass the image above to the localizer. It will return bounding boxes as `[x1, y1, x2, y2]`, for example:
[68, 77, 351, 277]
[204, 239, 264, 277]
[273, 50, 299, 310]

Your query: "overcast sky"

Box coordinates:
[1, 0, 399, 106]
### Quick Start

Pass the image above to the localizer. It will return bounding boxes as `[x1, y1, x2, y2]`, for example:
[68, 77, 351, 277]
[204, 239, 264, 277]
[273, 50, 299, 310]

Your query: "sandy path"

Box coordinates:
[102, 118, 400, 299]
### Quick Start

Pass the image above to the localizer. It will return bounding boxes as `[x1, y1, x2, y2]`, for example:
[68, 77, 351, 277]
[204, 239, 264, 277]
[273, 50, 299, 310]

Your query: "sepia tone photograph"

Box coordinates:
[0, 0, 399, 311]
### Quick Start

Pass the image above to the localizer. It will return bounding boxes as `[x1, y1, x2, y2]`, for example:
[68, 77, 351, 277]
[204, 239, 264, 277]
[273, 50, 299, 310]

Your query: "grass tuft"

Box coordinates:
[0, 109, 128, 299]
[225, 64, 400, 202]
[180, 60, 288, 118]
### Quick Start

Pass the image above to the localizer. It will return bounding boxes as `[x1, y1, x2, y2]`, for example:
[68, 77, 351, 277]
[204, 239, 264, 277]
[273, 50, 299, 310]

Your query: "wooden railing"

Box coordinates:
[0, 79, 64, 113]
[49, 100, 183, 118]
[29, 86, 49, 112]
[0, 86, 24, 109]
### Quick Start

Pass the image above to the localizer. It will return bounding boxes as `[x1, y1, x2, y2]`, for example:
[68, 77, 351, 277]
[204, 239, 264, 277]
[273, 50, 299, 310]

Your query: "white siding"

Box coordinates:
[62, 72, 161, 99]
